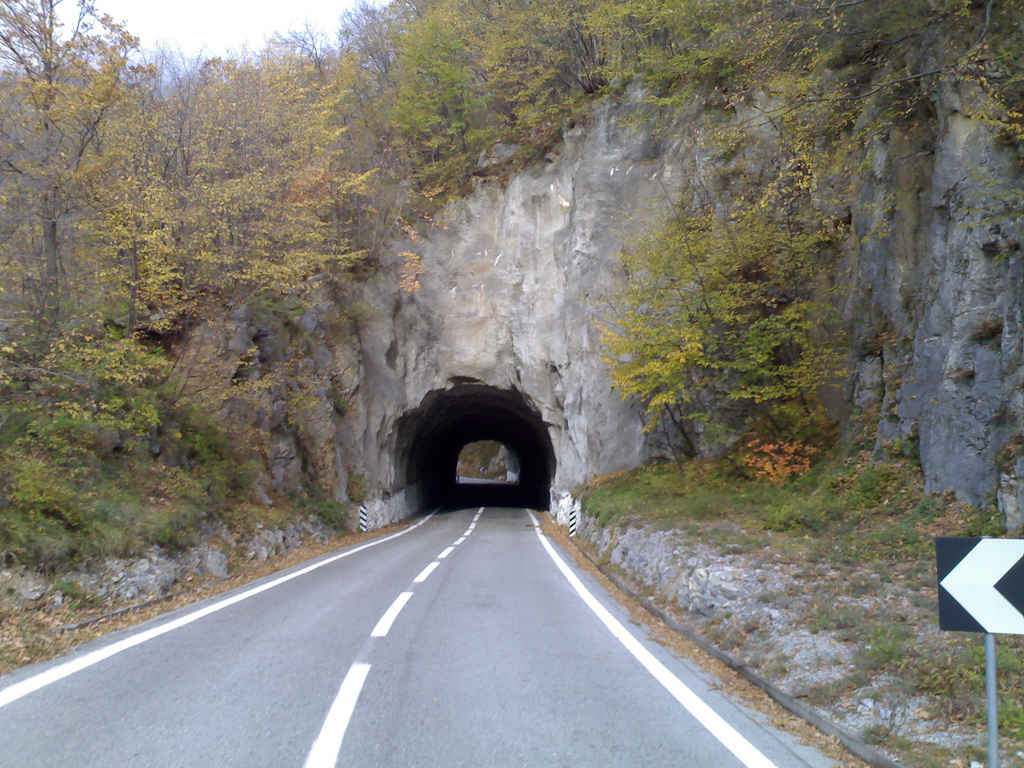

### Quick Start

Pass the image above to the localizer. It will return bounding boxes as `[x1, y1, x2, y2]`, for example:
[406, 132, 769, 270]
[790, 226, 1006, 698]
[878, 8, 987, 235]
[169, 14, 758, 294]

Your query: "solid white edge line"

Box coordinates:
[371, 592, 414, 638]
[527, 511, 779, 768]
[0, 513, 436, 710]
[438, 546, 455, 560]
[303, 663, 372, 768]
[413, 561, 440, 584]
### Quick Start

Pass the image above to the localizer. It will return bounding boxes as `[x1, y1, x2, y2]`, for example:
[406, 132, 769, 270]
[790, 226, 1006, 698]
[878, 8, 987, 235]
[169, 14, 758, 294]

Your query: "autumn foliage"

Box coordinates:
[741, 440, 819, 485]
[0, 0, 1018, 568]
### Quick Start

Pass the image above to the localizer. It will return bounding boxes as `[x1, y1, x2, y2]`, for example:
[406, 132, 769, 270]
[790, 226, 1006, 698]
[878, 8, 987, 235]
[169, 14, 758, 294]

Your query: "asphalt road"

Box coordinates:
[0, 507, 836, 768]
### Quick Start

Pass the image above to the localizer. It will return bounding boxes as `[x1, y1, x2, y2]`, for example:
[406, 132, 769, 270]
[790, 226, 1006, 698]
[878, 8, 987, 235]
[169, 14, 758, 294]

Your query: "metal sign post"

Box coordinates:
[936, 536, 1024, 768]
[986, 633, 998, 768]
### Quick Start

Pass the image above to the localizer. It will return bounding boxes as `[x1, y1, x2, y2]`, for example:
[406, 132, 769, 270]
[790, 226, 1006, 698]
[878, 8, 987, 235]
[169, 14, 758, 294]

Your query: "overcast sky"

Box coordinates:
[62, 0, 359, 56]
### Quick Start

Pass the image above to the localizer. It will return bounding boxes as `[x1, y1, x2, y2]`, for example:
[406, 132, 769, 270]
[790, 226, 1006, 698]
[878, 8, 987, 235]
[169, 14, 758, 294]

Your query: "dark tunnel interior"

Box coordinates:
[394, 383, 555, 511]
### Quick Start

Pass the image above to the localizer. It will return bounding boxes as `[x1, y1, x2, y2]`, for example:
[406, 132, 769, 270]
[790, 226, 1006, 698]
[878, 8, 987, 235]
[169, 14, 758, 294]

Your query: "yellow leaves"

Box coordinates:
[602, 157, 843, 443]
[0, 0, 141, 329]
[741, 439, 819, 484]
[399, 251, 423, 293]
[68, 43, 368, 330]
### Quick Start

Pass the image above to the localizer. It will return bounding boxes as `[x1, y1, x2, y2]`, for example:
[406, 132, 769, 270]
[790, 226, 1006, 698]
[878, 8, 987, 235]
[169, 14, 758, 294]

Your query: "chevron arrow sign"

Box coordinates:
[937, 537, 1024, 634]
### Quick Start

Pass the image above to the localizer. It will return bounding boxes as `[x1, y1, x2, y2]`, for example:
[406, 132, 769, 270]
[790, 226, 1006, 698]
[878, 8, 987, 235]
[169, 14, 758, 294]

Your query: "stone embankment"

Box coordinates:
[0, 517, 332, 610]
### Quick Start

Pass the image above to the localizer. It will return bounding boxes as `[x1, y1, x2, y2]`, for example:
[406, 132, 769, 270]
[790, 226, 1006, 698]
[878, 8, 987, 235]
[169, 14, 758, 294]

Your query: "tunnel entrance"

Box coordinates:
[394, 383, 555, 511]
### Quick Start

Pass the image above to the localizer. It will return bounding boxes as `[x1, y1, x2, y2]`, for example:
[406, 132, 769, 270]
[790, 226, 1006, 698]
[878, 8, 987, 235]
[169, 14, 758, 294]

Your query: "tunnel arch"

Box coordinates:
[393, 382, 556, 511]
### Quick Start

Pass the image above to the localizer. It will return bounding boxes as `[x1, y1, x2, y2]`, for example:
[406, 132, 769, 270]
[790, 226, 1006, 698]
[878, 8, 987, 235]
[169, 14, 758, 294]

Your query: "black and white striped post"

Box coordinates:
[358, 505, 368, 533]
[568, 505, 578, 537]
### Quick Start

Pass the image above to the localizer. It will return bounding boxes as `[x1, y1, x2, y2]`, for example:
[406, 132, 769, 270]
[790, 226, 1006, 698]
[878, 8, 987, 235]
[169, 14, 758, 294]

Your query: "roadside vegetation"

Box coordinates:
[579, 430, 1023, 767]
[2, 0, 1022, 577]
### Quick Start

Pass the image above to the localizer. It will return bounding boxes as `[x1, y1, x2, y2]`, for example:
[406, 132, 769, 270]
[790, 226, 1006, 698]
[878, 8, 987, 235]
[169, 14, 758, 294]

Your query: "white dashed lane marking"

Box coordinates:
[303, 508, 486, 768]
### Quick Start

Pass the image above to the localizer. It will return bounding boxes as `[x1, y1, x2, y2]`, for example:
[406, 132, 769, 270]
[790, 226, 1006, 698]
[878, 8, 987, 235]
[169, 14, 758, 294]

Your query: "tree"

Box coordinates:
[0, 0, 136, 336]
[90, 46, 364, 345]
[389, 4, 493, 200]
[602, 167, 842, 456]
[333, 1, 411, 257]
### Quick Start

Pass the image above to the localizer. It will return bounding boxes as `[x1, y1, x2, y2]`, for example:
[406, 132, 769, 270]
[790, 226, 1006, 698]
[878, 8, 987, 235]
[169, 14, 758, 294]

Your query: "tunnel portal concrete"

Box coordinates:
[394, 383, 555, 511]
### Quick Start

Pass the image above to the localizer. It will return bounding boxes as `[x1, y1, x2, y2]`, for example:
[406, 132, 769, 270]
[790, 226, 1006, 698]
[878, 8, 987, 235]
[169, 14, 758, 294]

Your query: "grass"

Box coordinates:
[806, 600, 862, 636]
[582, 449, 1003, 565]
[0, 397, 351, 574]
[582, 461, 775, 528]
[578, 447, 1024, 766]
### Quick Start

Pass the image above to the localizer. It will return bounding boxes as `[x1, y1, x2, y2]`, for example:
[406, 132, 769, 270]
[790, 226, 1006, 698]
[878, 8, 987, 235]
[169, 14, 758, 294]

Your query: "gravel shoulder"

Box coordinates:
[569, 512, 1019, 768]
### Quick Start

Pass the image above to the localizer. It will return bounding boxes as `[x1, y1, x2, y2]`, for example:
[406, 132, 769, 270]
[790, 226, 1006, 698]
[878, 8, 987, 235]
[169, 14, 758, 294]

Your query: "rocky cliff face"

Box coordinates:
[351, 90, 679, 520]
[842, 79, 1024, 525]
[188, 79, 1024, 528]
[183, 90, 679, 523]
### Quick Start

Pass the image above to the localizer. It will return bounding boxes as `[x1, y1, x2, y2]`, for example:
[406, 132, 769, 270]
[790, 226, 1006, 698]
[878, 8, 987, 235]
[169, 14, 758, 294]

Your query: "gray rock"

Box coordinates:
[170, 75, 1024, 531]
[578, 512, 979, 752]
[17, 583, 46, 601]
[196, 548, 229, 579]
[246, 543, 271, 562]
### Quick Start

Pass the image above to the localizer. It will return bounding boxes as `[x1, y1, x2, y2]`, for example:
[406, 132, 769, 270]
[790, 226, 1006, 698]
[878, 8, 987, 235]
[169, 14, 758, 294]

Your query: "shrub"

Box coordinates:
[762, 497, 832, 533]
[9, 455, 85, 531]
[741, 440, 819, 484]
[315, 500, 349, 531]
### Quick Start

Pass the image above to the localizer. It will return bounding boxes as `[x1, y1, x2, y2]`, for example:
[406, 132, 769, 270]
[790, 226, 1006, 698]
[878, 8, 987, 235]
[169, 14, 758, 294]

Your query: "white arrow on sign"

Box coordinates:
[940, 539, 1024, 634]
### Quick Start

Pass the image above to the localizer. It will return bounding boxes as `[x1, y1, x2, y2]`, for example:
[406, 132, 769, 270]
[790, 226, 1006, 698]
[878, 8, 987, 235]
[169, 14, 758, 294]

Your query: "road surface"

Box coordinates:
[0, 507, 835, 768]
